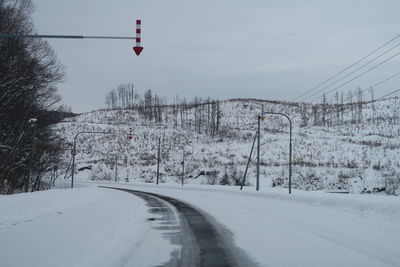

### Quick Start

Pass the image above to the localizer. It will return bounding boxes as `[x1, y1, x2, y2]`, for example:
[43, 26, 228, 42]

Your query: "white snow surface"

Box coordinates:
[92, 181, 400, 267]
[1, 181, 399, 266]
[0, 187, 176, 267]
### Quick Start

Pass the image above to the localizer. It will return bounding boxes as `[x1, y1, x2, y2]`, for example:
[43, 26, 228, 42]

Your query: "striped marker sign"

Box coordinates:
[133, 20, 143, 56]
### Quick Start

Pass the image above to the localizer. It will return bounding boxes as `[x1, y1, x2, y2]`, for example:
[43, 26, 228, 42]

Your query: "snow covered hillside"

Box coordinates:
[54, 98, 400, 194]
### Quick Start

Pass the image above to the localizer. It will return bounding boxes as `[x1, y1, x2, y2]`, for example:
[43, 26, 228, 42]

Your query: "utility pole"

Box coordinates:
[256, 105, 264, 191]
[240, 131, 258, 190]
[181, 147, 185, 186]
[71, 142, 76, 188]
[114, 158, 118, 182]
[156, 136, 161, 185]
[174, 132, 186, 187]
[25, 118, 37, 192]
[256, 115, 261, 191]
[289, 124, 292, 194]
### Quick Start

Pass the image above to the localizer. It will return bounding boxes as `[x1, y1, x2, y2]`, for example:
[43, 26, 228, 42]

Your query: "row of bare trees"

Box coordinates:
[105, 85, 222, 136]
[298, 87, 383, 128]
[105, 84, 166, 122]
[0, 0, 66, 194]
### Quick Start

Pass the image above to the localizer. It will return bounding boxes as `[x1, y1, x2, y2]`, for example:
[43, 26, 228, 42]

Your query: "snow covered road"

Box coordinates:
[104, 182, 400, 267]
[109, 187, 256, 266]
[1, 182, 399, 266]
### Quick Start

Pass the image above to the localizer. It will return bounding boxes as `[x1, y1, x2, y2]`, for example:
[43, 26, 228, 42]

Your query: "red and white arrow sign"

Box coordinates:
[133, 20, 143, 56]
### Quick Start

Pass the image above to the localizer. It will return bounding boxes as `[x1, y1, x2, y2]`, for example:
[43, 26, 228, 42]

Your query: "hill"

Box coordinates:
[54, 97, 400, 194]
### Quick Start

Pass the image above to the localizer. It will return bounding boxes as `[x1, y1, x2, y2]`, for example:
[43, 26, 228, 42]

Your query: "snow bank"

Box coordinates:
[0, 188, 101, 228]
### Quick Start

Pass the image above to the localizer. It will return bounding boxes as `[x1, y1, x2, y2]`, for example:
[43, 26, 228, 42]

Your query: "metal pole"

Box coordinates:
[25, 120, 37, 192]
[52, 166, 57, 188]
[240, 131, 258, 190]
[263, 112, 293, 194]
[71, 137, 77, 189]
[181, 147, 185, 187]
[0, 34, 136, 40]
[289, 119, 292, 194]
[174, 132, 186, 187]
[71, 131, 114, 188]
[256, 116, 261, 191]
[115, 159, 118, 182]
[64, 156, 72, 180]
[156, 136, 161, 185]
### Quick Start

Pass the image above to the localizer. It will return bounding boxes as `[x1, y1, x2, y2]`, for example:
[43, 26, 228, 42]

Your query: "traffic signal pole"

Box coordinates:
[0, 34, 136, 40]
[0, 19, 143, 56]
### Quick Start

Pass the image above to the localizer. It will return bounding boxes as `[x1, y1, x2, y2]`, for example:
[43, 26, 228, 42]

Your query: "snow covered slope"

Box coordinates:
[54, 98, 400, 194]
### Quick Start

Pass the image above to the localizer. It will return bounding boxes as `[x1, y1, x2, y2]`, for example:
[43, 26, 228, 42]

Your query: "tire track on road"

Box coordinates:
[102, 187, 257, 267]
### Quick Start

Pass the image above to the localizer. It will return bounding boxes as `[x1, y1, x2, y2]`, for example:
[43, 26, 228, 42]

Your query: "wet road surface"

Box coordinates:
[103, 187, 257, 267]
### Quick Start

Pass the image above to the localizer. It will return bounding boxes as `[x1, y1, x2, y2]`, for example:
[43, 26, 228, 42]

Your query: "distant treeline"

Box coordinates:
[104, 82, 398, 132]
[105, 83, 222, 136]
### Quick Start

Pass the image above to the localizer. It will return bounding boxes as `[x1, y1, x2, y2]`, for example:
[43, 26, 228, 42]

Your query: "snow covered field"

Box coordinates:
[1, 181, 399, 266]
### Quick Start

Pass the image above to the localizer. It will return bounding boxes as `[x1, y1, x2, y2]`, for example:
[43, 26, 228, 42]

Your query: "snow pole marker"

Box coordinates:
[133, 20, 143, 56]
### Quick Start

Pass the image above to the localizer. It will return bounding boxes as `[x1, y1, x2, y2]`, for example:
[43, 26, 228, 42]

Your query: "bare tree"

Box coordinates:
[321, 93, 327, 127]
[357, 87, 363, 123]
[0, 0, 66, 194]
[369, 87, 375, 123]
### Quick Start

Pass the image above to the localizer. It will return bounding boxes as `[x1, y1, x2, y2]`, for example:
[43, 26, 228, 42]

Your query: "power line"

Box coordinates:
[369, 71, 400, 89]
[295, 87, 400, 134]
[276, 88, 400, 164]
[309, 49, 400, 103]
[257, 73, 400, 147]
[306, 71, 400, 109]
[290, 32, 400, 102]
[333, 70, 400, 106]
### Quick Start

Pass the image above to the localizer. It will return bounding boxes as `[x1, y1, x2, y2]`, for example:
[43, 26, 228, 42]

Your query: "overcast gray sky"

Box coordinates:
[32, 0, 400, 113]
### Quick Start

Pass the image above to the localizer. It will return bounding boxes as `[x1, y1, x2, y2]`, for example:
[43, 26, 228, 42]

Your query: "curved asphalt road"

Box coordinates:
[104, 187, 257, 267]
